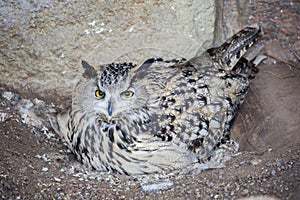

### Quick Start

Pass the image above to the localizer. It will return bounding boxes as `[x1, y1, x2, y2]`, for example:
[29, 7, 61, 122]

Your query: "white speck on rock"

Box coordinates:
[95, 27, 105, 34]
[128, 26, 134, 32]
[84, 29, 90, 35]
[88, 20, 96, 26]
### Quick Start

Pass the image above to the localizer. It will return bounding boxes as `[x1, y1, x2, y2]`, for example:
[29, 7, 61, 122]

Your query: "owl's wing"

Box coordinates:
[137, 26, 263, 160]
[185, 27, 263, 157]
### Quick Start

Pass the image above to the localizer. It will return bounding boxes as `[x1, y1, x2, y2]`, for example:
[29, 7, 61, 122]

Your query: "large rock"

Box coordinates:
[0, 0, 216, 95]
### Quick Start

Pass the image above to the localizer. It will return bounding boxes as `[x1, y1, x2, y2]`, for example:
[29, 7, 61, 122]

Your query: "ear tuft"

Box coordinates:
[82, 60, 97, 79]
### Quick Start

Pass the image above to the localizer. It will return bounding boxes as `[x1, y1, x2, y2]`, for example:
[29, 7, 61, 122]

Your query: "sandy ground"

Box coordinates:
[0, 63, 299, 199]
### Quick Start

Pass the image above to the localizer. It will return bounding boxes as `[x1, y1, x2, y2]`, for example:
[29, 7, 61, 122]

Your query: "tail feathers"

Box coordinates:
[207, 26, 263, 75]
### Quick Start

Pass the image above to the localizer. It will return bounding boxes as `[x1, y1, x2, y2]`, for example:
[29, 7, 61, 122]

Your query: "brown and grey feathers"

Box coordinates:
[53, 27, 262, 175]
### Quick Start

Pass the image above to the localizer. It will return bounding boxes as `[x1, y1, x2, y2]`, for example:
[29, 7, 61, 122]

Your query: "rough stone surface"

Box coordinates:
[0, 0, 215, 94]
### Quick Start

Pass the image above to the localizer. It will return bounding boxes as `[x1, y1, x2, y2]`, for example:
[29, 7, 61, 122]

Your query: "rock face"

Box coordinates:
[0, 0, 216, 94]
[1, 1, 299, 94]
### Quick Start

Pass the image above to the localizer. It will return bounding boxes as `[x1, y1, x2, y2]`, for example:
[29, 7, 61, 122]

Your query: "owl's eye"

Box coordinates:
[121, 90, 134, 98]
[95, 89, 105, 99]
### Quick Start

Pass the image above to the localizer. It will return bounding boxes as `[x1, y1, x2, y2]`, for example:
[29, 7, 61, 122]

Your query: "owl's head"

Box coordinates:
[72, 60, 157, 122]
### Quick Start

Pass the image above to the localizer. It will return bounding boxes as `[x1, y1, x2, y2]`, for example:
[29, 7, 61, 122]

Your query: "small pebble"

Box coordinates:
[250, 158, 261, 165]
[0, 112, 7, 122]
[242, 189, 249, 195]
[271, 169, 276, 176]
[240, 161, 246, 165]
[42, 167, 49, 172]
[54, 177, 62, 182]
[33, 98, 45, 106]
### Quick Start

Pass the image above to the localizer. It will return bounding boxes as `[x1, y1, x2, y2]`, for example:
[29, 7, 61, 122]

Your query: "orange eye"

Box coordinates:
[121, 90, 134, 98]
[95, 89, 105, 99]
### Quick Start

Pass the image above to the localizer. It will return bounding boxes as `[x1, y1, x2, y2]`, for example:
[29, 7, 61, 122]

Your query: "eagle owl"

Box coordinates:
[53, 27, 262, 175]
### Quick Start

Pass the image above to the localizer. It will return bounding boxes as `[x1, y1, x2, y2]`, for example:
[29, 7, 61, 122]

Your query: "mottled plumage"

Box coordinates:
[53, 27, 262, 175]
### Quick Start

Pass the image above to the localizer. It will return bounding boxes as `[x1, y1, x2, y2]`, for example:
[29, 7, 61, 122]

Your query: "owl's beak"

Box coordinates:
[108, 101, 113, 117]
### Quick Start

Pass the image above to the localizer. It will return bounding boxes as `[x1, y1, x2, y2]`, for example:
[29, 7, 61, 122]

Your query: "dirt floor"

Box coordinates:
[0, 63, 300, 199]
